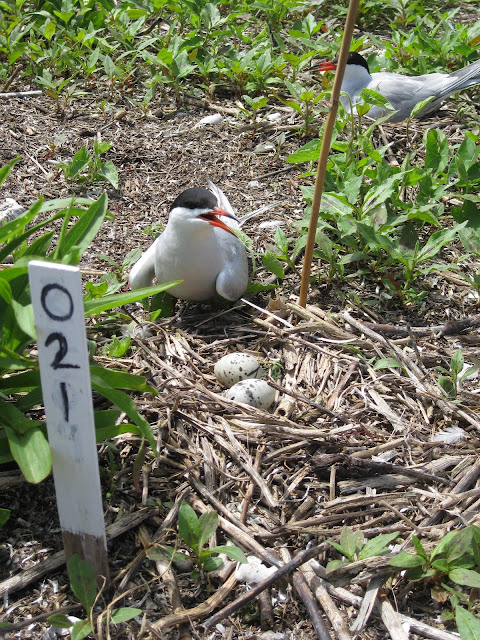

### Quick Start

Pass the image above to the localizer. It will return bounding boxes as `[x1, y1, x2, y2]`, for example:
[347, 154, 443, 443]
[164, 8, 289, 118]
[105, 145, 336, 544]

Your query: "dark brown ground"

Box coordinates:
[1, 77, 480, 640]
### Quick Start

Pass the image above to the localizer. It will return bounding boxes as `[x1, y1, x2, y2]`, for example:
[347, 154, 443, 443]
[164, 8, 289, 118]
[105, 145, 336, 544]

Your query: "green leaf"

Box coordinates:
[261, 252, 285, 279]
[147, 545, 189, 565]
[47, 613, 73, 628]
[424, 128, 449, 174]
[178, 501, 201, 549]
[197, 511, 219, 551]
[389, 552, 424, 568]
[359, 87, 393, 110]
[449, 568, 480, 588]
[0, 508, 10, 526]
[412, 535, 429, 560]
[90, 365, 155, 394]
[66, 147, 91, 179]
[71, 619, 93, 640]
[339, 527, 363, 561]
[410, 96, 435, 118]
[110, 607, 143, 624]
[202, 556, 223, 572]
[0, 156, 21, 187]
[358, 532, 399, 560]
[56, 194, 108, 260]
[98, 161, 119, 189]
[90, 380, 156, 451]
[4, 425, 51, 484]
[287, 139, 321, 163]
[83, 281, 181, 315]
[455, 606, 480, 640]
[372, 358, 402, 371]
[208, 545, 247, 563]
[431, 529, 460, 559]
[67, 555, 97, 615]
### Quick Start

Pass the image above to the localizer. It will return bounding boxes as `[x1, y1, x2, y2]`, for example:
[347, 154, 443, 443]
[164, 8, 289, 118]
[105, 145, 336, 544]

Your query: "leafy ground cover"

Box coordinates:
[1, 0, 480, 638]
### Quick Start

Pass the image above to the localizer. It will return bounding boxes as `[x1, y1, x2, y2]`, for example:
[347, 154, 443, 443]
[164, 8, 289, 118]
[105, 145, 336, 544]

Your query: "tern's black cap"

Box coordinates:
[170, 188, 218, 211]
[347, 51, 370, 72]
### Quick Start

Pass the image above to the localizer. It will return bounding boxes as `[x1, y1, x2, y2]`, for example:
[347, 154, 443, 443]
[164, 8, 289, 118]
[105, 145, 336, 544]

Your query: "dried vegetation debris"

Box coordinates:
[1, 88, 480, 639]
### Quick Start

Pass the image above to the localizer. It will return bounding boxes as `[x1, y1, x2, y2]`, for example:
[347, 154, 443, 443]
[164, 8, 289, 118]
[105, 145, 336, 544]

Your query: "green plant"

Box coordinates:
[59, 140, 119, 189]
[436, 349, 479, 399]
[390, 525, 480, 620]
[326, 526, 400, 572]
[0, 159, 179, 484]
[41, 554, 142, 640]
[156, 501, 246, 579]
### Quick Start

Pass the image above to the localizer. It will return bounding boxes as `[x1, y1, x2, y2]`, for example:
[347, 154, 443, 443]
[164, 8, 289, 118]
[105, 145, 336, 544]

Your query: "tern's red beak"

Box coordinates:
[199, 207, 237, 235]
[318, 60, 337, 72]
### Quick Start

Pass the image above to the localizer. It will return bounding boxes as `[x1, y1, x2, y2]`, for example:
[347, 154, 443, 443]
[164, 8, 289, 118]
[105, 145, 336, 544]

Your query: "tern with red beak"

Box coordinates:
[129, 181, 248, 301]
[319, 51, 480, 122]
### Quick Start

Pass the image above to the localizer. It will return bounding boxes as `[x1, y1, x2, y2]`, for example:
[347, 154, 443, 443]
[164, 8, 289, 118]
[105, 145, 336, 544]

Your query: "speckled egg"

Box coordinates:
[214, 353, 266, 389]
[225, 379, 275, 410]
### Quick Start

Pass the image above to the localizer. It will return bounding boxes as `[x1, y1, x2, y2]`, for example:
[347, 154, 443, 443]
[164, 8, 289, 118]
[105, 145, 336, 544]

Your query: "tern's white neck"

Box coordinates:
[341, 63, 372, 100]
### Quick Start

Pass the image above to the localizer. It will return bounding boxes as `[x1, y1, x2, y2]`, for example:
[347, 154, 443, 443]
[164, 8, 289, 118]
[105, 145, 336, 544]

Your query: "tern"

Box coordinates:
[129, 182, 248, 302]
[318, 51, 480, 122]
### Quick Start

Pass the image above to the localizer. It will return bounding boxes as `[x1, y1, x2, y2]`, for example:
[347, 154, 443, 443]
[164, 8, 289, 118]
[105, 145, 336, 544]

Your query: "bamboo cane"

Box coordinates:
[298, 0, 361, 307]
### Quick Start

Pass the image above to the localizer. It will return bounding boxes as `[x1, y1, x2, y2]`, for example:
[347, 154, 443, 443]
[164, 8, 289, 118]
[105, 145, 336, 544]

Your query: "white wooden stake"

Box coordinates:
[28, 260, 109, 582]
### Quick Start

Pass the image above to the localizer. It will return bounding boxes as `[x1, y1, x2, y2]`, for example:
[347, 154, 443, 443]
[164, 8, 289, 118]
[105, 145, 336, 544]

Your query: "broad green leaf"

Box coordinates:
[372, 358, 402, 370]
[339, 527, 362, 560]
[4, 425, 51, 483]
[47, 613, 73, 628]
[358, 532, 399, 560]
[287, 139, 321, 163]
[0, 508, 10, 526]
[67, 147, 91, 179]
[410, 96, 435, 118]
[90, 365, 155, 393]
[0, 398, 43, 434]
[110, 607, 143, 624]
[197, 511, 219, 551]
[147, 546, 189, 564]
[418, 224, 466, 262]
[389, 552, 424, 568]
[98, 161, 119, 189]
[178, 501, 201, 548]
[424, 128, 449, 174]
[67, 555, 97, 615]
[455, 606, 480, 640]
[360, 87, 393, 110]
[449, 568, 480, 588]
[10, 301, 36, 340]
[71, 619, 93, 640]
[208, 545, 247, 563]
[202, 556, 222, 572]
[262, 252, 285, 279]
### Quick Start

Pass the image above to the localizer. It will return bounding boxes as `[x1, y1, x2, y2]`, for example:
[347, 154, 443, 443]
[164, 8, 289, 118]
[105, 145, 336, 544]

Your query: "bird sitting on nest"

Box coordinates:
[318, 51, 480, 122]
[129, 181, 249, 302]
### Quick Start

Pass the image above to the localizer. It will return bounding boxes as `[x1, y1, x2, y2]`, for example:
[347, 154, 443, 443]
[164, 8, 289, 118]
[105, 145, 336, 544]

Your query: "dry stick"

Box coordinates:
[279, 547, 332, 640]
[343, 311, 480, 430]
[298, 0, 360, 306]
[0, 507, 157, 598]
[300, 562, 352, 640]
[319, 577, 460, 640]
[202, 544, 328, 631]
